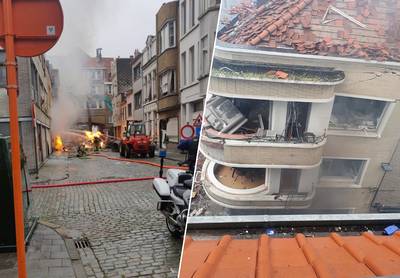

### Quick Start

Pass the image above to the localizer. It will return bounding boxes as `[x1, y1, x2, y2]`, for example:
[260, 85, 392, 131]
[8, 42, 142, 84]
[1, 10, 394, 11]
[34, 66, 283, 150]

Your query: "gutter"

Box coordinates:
[187, 213, 400, 229]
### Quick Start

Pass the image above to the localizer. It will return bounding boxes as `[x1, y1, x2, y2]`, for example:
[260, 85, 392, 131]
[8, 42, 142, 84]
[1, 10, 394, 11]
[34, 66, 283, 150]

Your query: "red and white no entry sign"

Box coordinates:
[0, 0, 64, 57]
[180, 124, 195, 140]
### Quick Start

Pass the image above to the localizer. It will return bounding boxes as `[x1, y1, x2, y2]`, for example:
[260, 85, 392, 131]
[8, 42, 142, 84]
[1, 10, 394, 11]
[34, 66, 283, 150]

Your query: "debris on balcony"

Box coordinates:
[204, 96, 326, 144]
[204, 96, 248, 134]
[275, 70, 289, 79]
[215, 164, 265, 190]
[219, 0, 400, 62]
[212, 59, 345, 83]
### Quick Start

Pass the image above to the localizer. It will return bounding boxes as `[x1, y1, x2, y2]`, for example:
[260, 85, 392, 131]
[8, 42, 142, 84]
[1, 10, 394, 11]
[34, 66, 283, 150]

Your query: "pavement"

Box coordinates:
[0, 148, 186, 278]
[0, 224, 76, 278]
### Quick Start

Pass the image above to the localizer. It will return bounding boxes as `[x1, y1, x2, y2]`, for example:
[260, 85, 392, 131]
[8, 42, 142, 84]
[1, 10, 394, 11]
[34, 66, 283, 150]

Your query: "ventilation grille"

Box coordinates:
[74, 238, 90, 249]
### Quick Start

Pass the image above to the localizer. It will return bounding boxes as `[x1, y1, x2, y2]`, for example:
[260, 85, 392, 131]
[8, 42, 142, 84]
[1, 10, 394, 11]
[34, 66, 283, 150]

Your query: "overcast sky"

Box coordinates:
[49, 0, 169, 58]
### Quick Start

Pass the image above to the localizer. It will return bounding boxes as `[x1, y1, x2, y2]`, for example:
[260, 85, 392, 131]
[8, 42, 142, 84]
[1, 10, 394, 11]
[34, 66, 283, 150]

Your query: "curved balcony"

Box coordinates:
[200, 133, 326, 168]
[201, 160, 315, 209]
[209, 59, 344, 102]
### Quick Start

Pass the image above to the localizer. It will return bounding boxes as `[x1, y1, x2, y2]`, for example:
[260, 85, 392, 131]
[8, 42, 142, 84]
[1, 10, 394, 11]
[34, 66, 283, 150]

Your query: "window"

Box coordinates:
[190, 0, 195, 27]
[329, 96, 388, 131]
[91, 70, 103, 80]
[134, 91, 142, 109]
[193, 100, 204, 112]
[128, 103, 132, 117]
[181, 52, 187, 85]
[160, 70, 176, 96]
[31, 62, 39, 103]
[320, 158, 366, 185]
[160, 21, 176, 53]
[189, 46, 195, 83]
[148, 74, 153, 101]
[280, 169, 301, 194]
[133, 64, 141, 81]
[152, 70, 157, 99]
[181, 1, 186, 35]
[199, 0, 220, 16]
[105, 84, 112, 95]
[87, 99, 97, 109]
[0, 63, 5, 88]
[200, 35, 209, 76]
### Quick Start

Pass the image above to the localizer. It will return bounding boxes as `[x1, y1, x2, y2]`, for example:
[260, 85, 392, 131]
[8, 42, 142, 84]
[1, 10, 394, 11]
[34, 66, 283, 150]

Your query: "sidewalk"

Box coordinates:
[0, 224, 82, 278]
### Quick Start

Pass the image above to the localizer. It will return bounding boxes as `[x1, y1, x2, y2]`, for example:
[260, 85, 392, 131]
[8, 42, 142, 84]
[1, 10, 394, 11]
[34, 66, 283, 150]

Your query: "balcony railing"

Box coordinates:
[209, 59, 345, 101]
[200, 129, 326, 168]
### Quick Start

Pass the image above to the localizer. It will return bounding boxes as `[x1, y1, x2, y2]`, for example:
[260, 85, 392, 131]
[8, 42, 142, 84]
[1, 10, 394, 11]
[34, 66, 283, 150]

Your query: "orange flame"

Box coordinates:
[54, 136, 63, 151]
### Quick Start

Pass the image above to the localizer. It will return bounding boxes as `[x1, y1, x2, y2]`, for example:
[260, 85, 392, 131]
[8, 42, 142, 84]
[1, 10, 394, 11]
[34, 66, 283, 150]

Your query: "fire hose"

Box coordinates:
[30, 154, 187, 190]
[31, 176, 157, 189]
[89, 153, 189, 170]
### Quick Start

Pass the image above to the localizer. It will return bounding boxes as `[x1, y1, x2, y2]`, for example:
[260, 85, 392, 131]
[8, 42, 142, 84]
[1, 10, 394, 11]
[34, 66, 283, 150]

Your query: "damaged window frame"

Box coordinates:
[204, 95, 324, 144]
[329, 95, 391, 133]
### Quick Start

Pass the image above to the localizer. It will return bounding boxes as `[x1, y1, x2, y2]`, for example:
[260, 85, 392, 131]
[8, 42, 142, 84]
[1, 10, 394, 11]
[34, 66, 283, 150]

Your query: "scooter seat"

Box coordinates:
[173, 185, 187, 199]
[183, 190, 191, 207]
[184, 179, 193, 188]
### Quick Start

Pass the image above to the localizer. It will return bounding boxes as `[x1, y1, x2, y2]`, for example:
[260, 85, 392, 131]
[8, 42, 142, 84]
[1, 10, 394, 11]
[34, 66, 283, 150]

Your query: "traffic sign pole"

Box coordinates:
[3, 0, 27, 277]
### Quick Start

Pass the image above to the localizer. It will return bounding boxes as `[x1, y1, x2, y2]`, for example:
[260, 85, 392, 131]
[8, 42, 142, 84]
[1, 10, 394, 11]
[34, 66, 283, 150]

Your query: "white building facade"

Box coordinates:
[179, 0, 220, 129]
[142, 35, 158, 141]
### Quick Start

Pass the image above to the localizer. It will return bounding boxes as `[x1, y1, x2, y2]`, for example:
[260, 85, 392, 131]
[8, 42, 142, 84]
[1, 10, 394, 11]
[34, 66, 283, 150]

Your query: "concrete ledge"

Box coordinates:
[201, 136, 325, 168]
[210, 75, 337, 102]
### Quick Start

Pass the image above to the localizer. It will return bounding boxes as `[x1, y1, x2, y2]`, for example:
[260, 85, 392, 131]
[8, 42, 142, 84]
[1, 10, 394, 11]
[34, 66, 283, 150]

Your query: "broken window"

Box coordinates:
[205, 96, 247, 133]
[329, 96, 388, 131]
[205, 96, 271, 134]
[320, 158, 366, 184]
[160, 70, 176, 96]
[285, 102, 310, 141]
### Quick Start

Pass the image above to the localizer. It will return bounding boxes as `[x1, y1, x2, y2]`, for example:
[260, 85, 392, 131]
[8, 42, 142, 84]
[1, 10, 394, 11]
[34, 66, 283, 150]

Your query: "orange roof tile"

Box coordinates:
[220, 0, 400, 62]
[180, 232, 400, 278]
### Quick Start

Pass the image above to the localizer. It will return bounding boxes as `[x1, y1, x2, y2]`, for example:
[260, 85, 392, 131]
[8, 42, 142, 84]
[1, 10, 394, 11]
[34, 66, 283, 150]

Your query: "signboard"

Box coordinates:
[180, 124, 195, 140]
[0, 0, 64, 57]
[193, 114, 203, 127]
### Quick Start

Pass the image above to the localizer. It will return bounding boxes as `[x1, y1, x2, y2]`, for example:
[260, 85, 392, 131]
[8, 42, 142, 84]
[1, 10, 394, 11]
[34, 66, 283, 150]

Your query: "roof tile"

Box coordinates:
[181, 232, 400, 278]
[220, 0, 400, 62]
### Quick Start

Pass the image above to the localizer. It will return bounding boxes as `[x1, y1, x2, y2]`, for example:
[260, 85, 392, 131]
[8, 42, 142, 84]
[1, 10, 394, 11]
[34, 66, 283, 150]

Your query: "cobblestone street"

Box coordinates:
[30, 151, 183, 277]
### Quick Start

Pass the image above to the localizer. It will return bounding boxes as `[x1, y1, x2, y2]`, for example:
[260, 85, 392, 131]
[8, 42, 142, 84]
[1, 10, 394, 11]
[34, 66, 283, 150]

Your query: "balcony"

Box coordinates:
[209, 59, 344, 102]
[200, 132, 326, 168]
[158, 94, 179, 112]
[201, 159, 315, 209]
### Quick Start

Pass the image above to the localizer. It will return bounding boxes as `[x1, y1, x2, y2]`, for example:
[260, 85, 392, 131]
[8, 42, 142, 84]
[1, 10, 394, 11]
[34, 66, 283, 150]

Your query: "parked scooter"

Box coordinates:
[153, 169, 193, 237]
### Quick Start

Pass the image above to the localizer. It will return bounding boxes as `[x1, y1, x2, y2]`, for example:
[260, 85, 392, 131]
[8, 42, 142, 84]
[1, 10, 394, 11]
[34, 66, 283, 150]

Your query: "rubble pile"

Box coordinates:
[219, 0, 400, 62]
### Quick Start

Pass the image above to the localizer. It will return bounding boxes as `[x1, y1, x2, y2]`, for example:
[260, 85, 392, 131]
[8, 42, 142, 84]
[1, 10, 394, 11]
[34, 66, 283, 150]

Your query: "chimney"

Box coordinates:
[96, 48, 102, 61]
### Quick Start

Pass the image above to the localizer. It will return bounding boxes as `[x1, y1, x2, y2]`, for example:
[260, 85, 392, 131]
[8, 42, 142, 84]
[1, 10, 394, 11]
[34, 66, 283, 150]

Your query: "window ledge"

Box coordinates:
[327, 129, 380, 138]
[198, 6, 220, 20]
[180, 23, 200, 41]
[159, 93, 178, 100]
[180, 81, 200, 91]
[159, 46, 177, 56]
[198, 73, 210, 81]
[318, 180, 362, 189]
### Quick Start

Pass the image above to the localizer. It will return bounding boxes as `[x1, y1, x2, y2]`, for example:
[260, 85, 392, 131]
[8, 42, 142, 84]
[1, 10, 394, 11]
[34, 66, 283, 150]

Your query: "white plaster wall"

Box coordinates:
[271, 101, 287, 134]
[307, 99, 334, 137]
